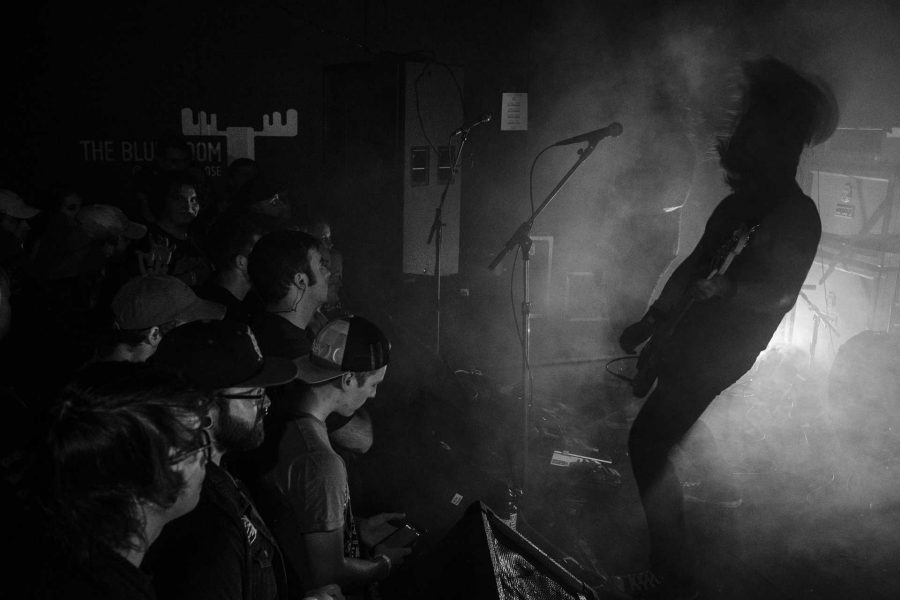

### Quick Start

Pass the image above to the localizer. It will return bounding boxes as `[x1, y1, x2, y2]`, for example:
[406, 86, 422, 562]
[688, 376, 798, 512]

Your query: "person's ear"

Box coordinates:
[147, 326, 162, 347]
[294, 272, 308, 290]
[235, 254, 249, 272]
[146, 326, 162, 347]
[205, 404, 221, 429]
[339, 372, 355, 390]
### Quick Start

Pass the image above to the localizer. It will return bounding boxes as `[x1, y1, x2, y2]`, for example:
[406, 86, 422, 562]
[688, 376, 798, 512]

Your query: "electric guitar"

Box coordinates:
[630, 222, 758, 398]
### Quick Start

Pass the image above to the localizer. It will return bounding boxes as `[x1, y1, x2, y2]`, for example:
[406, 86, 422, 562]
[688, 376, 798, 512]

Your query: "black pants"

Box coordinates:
[627, 354, 754, 579]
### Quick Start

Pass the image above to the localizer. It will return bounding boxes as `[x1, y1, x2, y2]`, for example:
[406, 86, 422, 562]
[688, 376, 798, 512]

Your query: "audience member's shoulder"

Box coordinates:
[147, 490, 238, 562]
[30, 543, 156, 600]
[283, 418, 342, 460]
[250, 311, 312, 358]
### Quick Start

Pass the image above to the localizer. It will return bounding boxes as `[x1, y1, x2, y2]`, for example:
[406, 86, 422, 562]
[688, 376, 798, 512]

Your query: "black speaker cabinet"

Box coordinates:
[384, 501, 598, 600]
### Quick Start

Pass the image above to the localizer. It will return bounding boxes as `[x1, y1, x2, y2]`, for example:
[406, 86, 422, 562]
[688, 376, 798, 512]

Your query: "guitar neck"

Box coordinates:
[659, 242, 741, 336]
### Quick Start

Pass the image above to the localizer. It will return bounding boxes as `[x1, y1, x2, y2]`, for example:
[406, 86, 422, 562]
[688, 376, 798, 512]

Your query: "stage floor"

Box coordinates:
[510, 361, 900, 600]
[353, 331, 900, 599]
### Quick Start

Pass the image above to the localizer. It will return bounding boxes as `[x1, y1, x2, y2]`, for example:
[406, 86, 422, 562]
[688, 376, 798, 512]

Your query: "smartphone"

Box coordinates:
[380, 523, 422, 548]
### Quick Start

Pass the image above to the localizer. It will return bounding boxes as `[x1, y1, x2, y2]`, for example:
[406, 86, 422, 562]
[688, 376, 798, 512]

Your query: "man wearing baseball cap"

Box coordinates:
[0, 189, 41, 274]
[77, 203, 148, 246]
[146, 319, 343, 600]
[0, 189, 41, 246]
[30, 203, 149, 283]
[96, 274, 226, 362]
[261, 315, 410, 597]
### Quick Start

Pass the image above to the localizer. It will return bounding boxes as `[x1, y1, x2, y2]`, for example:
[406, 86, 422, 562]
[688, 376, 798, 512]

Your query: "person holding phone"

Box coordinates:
[259, 316, 411, 598]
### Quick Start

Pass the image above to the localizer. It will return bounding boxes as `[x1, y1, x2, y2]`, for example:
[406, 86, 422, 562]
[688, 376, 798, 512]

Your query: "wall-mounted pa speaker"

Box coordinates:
[322, 59, 463, 299]
[402, 62, 464, 276]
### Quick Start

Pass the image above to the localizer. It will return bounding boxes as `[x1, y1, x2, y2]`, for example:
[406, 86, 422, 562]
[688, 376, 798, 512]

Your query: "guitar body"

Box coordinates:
[630, 222, 757, 398]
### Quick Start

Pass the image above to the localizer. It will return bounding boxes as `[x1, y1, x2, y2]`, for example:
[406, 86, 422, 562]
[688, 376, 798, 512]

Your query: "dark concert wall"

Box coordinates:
[3, 1, 536, 297]
[4, 3, 327, 212]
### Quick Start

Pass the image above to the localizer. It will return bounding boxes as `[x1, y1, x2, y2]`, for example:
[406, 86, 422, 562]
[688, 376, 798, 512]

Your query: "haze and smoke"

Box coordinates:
[446, 0, 900, 587]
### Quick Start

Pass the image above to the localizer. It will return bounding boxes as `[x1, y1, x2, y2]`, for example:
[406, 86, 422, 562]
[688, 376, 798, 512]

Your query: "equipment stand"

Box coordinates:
[488, 139, 603, 494]
[428, 131, 470, 357]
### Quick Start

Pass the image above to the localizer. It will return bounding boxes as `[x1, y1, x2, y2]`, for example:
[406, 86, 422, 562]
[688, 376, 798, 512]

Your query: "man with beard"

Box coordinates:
[146, 319, 343, 600]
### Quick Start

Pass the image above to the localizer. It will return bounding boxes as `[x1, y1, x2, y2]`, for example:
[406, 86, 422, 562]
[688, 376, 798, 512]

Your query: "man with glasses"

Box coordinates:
[19, 361, 211, 599]
[146, 319, 342, 600]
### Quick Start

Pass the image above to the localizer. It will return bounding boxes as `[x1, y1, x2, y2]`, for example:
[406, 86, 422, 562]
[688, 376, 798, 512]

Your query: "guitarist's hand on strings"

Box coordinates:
[690, 275, 736, 301]
[618, 306, 666, 354]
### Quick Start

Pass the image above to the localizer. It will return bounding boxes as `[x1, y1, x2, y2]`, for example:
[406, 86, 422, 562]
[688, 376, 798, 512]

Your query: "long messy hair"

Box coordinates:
[716, 56, 839, 189]
[30, 362, 210, 558]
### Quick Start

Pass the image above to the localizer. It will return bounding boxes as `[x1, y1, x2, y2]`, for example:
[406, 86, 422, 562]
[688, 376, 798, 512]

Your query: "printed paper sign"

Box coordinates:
[501, 93, 528, 131]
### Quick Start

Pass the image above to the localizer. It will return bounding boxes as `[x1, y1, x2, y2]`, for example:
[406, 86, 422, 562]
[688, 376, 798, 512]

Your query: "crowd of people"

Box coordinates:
[0, 140, 412, 600]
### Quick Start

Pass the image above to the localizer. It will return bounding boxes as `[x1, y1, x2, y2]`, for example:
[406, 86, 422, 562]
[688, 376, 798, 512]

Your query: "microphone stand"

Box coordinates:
[428, 129, 470, 356]
[487, 137, 604, 496]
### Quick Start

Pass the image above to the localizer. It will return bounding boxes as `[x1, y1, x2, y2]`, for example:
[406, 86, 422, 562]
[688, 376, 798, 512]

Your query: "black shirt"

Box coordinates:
[250, 311, 313, 359]
[28, 542, 156, 600]
[663, 183, 821, 374]
[194, 281, 249, 323]
[140, 223, 212, 287]
[146, 462, 283, 600]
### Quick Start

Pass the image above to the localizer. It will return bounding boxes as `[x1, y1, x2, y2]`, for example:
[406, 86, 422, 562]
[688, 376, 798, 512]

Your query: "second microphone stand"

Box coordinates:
[488, 138, 604, 495]
[428, 130, 470, 356]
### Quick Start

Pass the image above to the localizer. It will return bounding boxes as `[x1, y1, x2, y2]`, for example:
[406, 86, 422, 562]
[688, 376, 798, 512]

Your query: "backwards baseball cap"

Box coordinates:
[296, 316, 391, 384]
[112, 275, 226, 330]
[0, 189, 41, 219]
[77, 204, 148, 240]
[152, 319, 298, 390]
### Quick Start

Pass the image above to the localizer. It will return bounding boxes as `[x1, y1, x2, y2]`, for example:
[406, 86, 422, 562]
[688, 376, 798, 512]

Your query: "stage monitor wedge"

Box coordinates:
[387, 501, 599, 600]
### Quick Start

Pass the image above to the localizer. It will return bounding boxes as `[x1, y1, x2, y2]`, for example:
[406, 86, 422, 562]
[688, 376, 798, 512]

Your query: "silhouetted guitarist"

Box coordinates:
[616, 57, 838, 598]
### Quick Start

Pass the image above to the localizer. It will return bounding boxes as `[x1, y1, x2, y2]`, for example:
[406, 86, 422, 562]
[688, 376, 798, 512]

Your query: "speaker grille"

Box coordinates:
[390, 501, 595, 600]
[489, 519, 587, 599]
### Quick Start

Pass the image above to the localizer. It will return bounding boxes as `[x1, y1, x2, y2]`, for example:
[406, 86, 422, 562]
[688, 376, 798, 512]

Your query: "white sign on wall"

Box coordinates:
[501, 93, 528, 131]
[77, 107, 299, 176]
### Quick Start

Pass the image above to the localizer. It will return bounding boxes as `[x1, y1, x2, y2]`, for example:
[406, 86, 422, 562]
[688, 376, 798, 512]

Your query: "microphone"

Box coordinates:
[553, 122, 623, 146]
[452, 113, 492, 136]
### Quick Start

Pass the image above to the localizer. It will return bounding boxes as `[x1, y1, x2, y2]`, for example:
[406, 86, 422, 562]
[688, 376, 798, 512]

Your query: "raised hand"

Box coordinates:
[690, 275, 735, 301]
